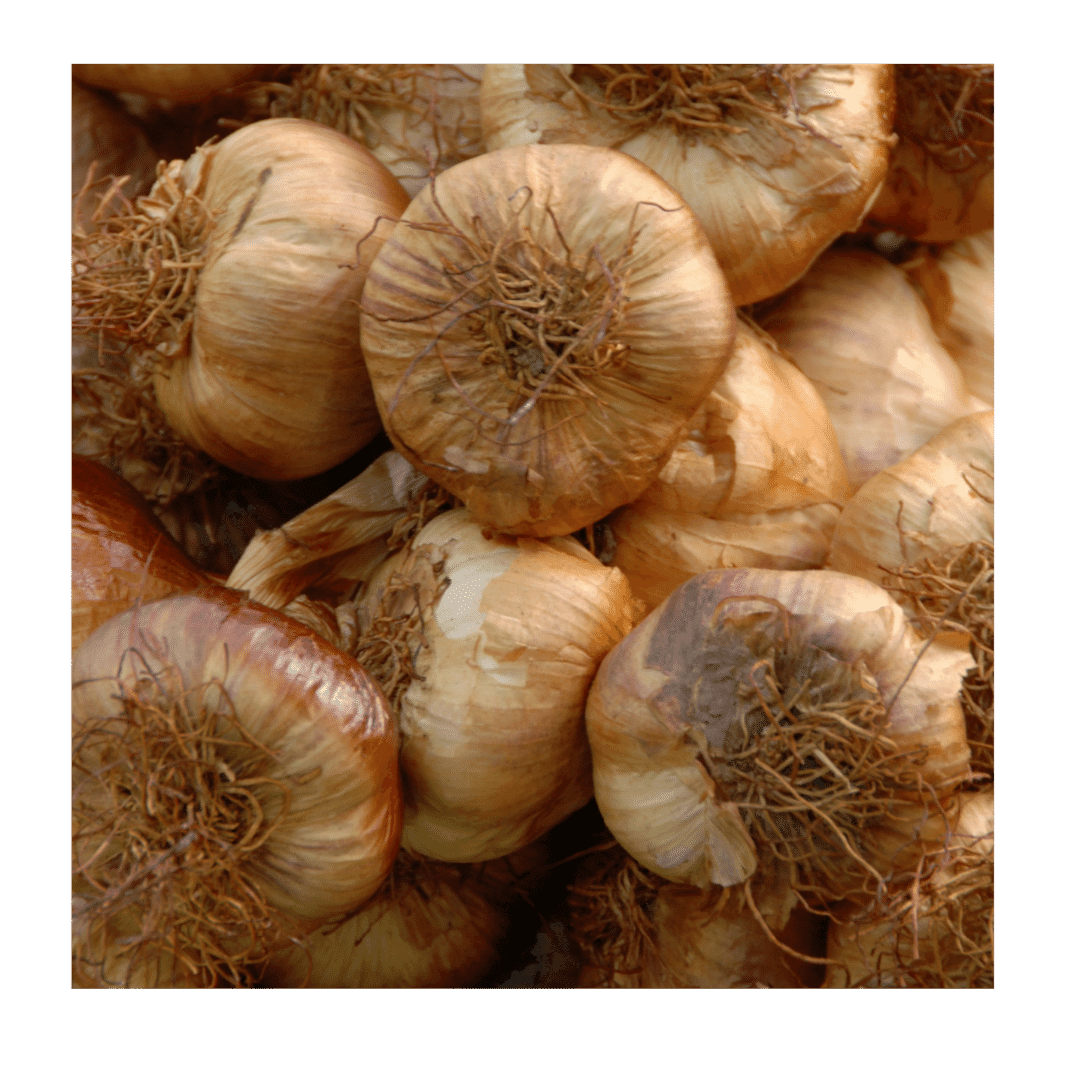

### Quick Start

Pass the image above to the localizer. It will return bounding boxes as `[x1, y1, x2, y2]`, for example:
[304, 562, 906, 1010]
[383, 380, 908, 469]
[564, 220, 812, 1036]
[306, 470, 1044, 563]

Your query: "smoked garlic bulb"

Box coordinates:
[866, 65, 993, 243]
[72, 118, 410, 481]
[353, 507, 640, 862]
[72, 455, 206, 654]
[608, 319, 850, 608]
[585, 568, 973, 894]
[72, 588, 402, 987]
[360, 142, 735, 537]
[73, 64, 264, 105]
[260, 844, 544, 988]
[480, 65, 896, 306]
[250, 64, 485, 198]
[759, 248, 987, 491]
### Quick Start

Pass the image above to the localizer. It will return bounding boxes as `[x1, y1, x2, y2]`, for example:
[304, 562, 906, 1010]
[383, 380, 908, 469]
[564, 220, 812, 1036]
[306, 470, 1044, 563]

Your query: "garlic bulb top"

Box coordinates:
[73, 588, 403, 970]
[360, 141, 736, 537]
[586, 567, 973, 892]
[480, 65, 896, 307]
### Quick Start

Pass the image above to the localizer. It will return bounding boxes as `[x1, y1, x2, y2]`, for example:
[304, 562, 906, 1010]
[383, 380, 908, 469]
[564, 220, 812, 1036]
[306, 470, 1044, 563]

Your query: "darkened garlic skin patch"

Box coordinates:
[586, 567, 974, 893]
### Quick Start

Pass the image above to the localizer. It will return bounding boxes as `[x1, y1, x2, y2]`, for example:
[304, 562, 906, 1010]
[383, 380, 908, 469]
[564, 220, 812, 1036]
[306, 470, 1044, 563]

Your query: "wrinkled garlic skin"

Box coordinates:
[928, 230, 994, 405]
[71, 455, 207, 655]
[151, 118, 411, 481]
[759, 249, 989, 492]
[358, 508, 640, 862]
[585, 567, 972, 890]
[824, 787, 993, 987]
[360, 142, 735, 538]
[480, 65, 896, 307]
[609, 320, 851, 608]
[73, 64, 264, 105]
[828, 410, 993, 598]
[72, 588, 403, 922]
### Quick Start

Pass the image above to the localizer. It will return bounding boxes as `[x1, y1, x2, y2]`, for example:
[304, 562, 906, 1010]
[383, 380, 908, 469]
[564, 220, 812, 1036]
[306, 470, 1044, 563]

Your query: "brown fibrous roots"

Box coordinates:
[72, 652, 299, 988]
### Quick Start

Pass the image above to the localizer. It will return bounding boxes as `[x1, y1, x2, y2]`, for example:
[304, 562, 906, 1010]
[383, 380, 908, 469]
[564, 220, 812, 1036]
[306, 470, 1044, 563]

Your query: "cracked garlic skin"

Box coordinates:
[355, 508, 640, 862]
[585, 567, 973, 890]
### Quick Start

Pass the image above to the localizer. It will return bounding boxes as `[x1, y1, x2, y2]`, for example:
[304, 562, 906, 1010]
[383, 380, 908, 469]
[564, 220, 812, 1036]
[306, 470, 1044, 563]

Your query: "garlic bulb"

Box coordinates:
[250, 65, 485, 198]
[260, 844, 545, 987]
[360, 141, 735, 537]
[479, 65, 896, 306]
[608, 319, 850, 608]
[906, 230, 993, 405]
[73, 64, 264, 105]
[570, 847, 824, 988]
[866, 65, 993, 243]
[72, 118, 410, 481]
[585, 568, 973, 894]
[72, 455, 206, 654]
[72, 81, 158, 231]
[72, 588, 402, 987]
[758, 248, 988, 491]
[828, 411, 993, 595]
[353, 507, 640, 862]
[825, 786, 993, 987]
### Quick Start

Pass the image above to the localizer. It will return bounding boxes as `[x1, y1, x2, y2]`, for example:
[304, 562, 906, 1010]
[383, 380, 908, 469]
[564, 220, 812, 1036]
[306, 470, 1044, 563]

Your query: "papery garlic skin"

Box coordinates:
[356, 508, 640, 862]
[759, 249, 987, 491]
[586, 568, 973, 890]
[480, 64, 895, 307]
[72, 588, 403, 923]
[828, 410, 993, 596]
[609, 321, 850, 608]
[145, 118, 410, 480]
[360, 141, 735, 538]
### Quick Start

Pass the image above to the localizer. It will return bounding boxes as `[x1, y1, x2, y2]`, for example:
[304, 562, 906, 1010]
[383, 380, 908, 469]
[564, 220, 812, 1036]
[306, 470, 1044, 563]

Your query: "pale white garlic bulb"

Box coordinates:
[354, 507, 640, 862]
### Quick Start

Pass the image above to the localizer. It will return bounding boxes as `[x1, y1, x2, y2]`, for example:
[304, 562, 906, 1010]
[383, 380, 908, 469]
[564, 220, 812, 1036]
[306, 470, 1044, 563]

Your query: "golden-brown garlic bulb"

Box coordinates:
[73, 118, 411, 481]
[260, 844, 545, 988]
[608, 319, 850, 608]
[828, 411, 993, 596]
[72, 81, 158, 230]
[360, 141, 735, 537]
[480, 65, 896, 306]
[353, 507, 640, 862]
[825, 786, 993, 987]
[72, 455, 207, 654]
[72, 588, 402, 987]
[759, 248, 987, 491]
[73, 64, 264, 105]
[585, 568, 973, 893]
[865, 65, 993, 243]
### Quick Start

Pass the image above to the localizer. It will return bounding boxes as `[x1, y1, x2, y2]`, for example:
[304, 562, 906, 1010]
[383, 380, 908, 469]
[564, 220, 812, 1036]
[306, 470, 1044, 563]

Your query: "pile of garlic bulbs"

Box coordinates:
[71, 63, 992, 989]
